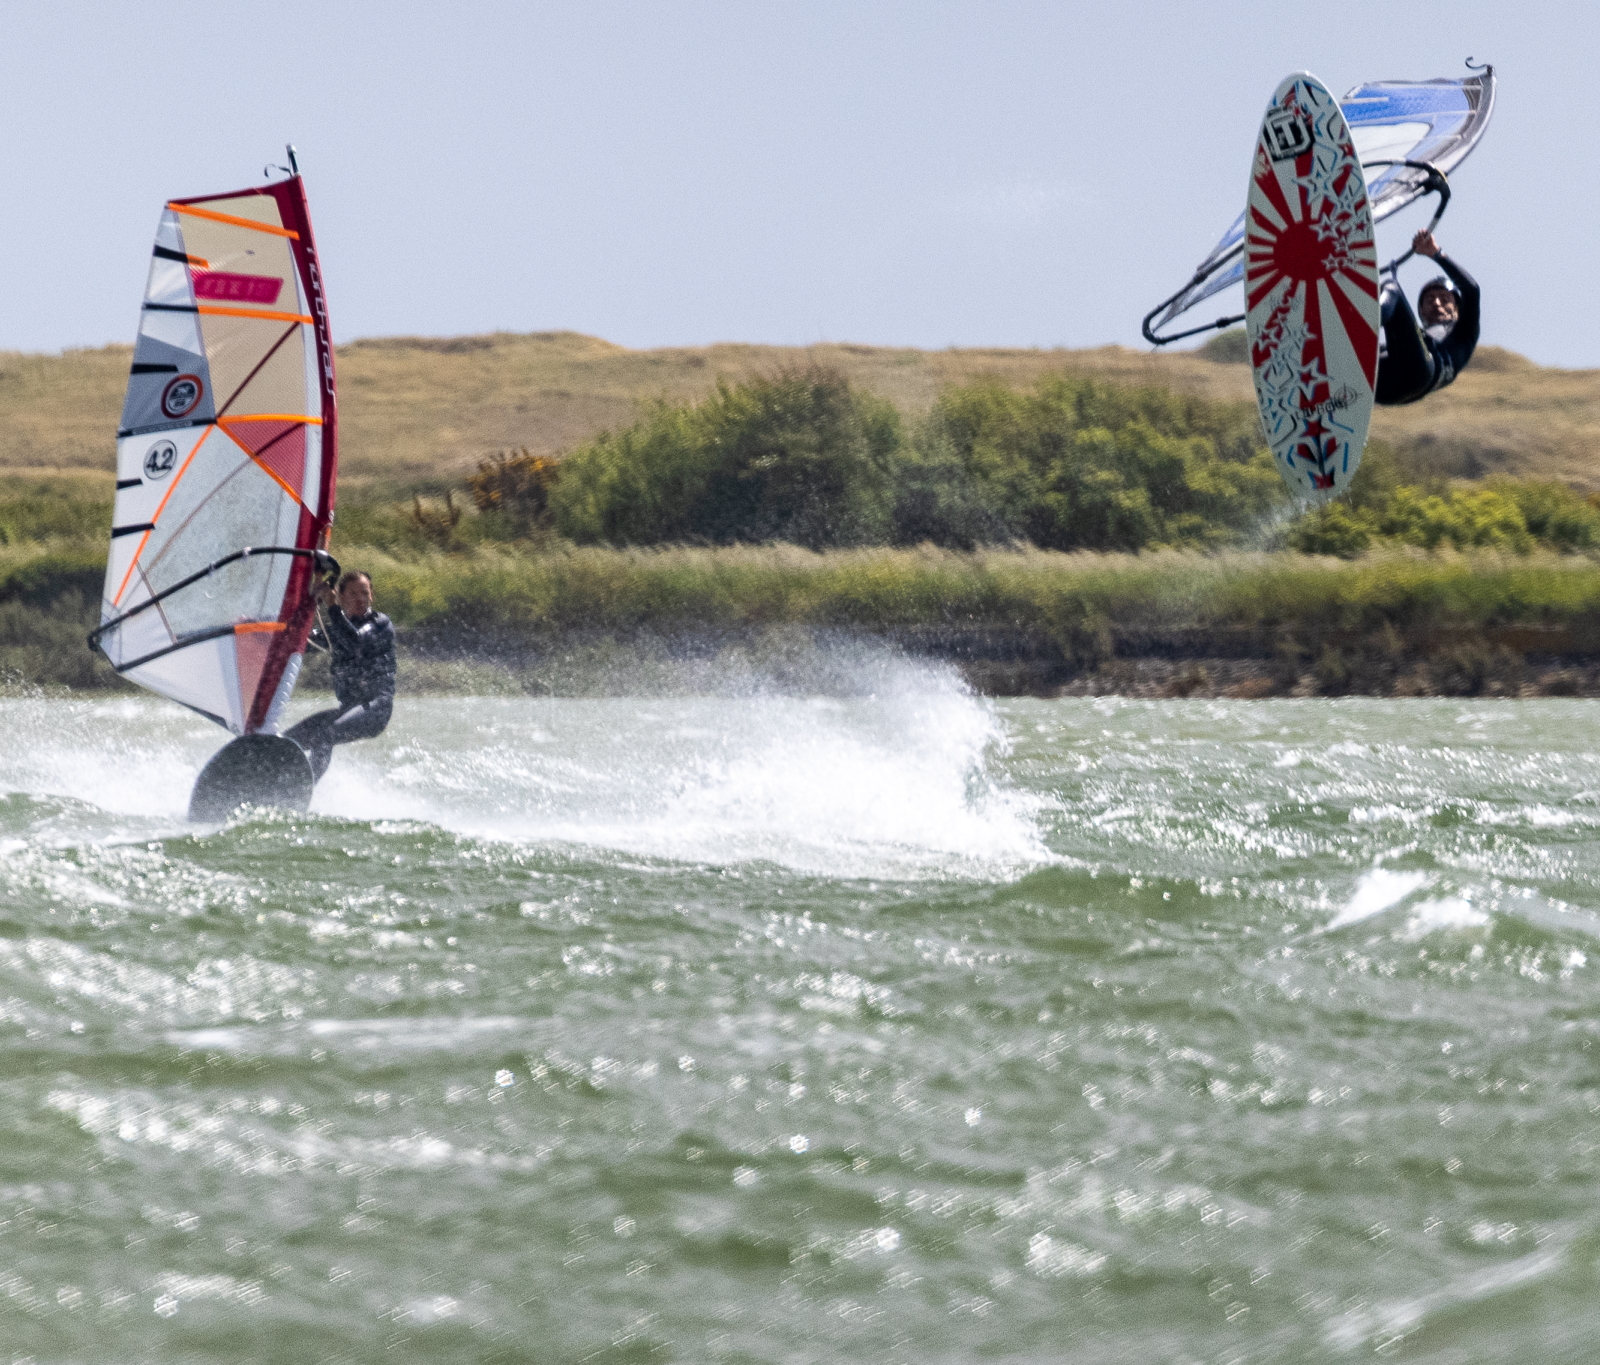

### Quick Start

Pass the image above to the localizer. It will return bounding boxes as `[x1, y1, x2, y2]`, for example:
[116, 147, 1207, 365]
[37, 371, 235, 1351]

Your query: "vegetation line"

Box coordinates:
[7, 364, 1600, 698]
[8, 539, 1600, 698]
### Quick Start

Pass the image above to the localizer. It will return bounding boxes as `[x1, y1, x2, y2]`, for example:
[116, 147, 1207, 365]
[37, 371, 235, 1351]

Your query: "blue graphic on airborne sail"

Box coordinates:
[1148, 71, 1495, 339]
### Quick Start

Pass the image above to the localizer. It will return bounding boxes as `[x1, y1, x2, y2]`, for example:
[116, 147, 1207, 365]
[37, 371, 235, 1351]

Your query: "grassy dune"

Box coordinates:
[4, 331, 1596, 496]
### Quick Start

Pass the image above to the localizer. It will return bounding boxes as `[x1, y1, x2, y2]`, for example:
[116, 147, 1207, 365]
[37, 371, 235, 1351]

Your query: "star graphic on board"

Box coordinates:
[1296, 357, 1331, 397]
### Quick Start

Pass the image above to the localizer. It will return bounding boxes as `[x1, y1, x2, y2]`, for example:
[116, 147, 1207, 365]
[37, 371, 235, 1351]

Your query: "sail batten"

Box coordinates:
[93, 174, 338, 737]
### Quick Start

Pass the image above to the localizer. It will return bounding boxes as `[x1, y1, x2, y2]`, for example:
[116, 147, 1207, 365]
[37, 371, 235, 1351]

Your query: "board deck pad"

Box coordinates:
[189, 734, 315, 821]
[1245, 72, 1380, 499]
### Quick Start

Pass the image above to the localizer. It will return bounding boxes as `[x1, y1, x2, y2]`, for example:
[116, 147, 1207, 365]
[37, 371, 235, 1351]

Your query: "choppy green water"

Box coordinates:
[5, 672, 1600, 1363]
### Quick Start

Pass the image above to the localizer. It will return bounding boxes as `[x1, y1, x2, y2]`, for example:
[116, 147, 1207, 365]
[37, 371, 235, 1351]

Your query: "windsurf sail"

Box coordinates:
[90, 166, 338, 734]
[1143, 66, 1495, 344]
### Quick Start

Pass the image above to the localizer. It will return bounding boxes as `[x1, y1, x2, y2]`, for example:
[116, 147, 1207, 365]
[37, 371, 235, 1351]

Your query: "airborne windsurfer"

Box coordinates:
[1375, 230, 1480, 406]
[283, 571, 396, 780]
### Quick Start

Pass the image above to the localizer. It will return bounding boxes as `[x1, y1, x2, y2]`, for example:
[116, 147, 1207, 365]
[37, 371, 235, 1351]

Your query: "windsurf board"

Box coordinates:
[1244, 72, 1381, 499]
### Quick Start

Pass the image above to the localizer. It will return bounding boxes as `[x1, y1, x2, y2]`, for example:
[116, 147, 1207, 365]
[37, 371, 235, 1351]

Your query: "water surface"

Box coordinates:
[4, 675, 1600, 1362]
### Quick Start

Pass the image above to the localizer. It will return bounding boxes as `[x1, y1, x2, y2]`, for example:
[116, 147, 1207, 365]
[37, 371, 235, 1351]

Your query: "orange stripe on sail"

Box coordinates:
[216, 422, 307, 509]
[234, 622, 287, 634]
[111, 426, 215, 607]
[168, 202, 300, 239]
[197, 305, 313, 324]
[217, 415, 324, 425]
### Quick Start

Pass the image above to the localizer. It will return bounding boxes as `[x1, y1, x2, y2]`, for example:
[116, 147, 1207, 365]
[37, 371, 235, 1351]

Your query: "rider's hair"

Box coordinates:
[336, 570, 372, 592]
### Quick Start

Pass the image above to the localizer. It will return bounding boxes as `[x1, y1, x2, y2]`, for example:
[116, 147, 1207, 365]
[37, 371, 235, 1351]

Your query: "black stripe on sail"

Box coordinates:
[176, 702, 233, 731]
[130, 363, 179, 374]
[143, 303, 199, 313]
[111, 523, 156, 538]
[115, 478, 142, 490]
[152, 245, 192, 264]
[113, 624, 239, 674]
[88, 545, 336, 660]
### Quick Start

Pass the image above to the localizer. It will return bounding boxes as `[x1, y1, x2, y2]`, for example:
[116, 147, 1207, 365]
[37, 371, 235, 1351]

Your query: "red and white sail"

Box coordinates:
[94, 175, 338, 733]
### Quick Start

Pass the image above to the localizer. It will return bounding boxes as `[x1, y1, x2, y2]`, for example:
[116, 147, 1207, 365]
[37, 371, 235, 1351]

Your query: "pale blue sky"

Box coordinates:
[4, 1, 1593, 364]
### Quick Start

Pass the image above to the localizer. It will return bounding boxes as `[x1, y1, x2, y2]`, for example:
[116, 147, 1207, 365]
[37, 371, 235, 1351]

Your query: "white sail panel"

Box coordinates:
[93, 175, 338, 734]
[124, 638, 244, 732]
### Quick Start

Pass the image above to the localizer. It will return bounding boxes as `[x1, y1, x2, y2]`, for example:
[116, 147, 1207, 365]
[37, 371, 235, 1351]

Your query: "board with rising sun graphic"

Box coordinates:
[1245, 72, 1380, 499]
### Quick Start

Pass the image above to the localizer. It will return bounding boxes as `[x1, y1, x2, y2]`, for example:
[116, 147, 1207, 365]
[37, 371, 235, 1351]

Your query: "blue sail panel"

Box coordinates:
[1150, 71, 1495, 338]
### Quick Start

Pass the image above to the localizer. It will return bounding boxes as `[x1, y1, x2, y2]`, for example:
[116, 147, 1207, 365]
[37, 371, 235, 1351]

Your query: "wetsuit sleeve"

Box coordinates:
[370, 615, 397, 698]
[322, 605, 361, 649]
[1433, 253, 1480, 374]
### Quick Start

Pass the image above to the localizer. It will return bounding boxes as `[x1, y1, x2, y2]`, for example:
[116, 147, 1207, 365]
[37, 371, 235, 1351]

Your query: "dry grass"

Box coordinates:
[4, 331, 1596, 496]
[0, 348, 130, 475]
[1364, 348, 1600, 486]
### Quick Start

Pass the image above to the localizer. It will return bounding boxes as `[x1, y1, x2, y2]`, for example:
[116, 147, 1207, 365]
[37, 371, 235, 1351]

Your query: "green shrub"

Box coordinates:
[1343, 441, 1403, 511]
[545, 370, 1288, 554]
[1495, 480, 1600, 552]
[551, 369, 903, 549]
[925, 376, 1284, 550]
[889, 415, 1014, 549]
[467, 448, 559, 538]
[1286, 468, 1600, 558]
[1288, 502, 1374, 558]
[1374, 486, 1532, 553]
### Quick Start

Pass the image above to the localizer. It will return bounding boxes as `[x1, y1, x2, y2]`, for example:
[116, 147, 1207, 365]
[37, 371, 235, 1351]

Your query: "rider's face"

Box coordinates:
[1419, 288, 1459, 327]
[338, 576, 373, 616]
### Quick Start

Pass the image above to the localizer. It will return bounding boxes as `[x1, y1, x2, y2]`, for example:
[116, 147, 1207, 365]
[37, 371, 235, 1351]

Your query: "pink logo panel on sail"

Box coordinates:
[192, 272, 284, 306]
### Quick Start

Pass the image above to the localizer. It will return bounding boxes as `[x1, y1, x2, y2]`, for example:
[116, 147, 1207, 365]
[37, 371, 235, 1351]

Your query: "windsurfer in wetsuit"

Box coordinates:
[283, 570, 395, 781]
[1375, 229, 1480, 406]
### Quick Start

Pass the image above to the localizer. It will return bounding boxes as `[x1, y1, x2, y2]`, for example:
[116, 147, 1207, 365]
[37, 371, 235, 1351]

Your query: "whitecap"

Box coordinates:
[1324, 1241, 1565, 1353]
[1401, 896, 1489, 940]
[308, 678, 1050, 880]
[1320, 868, 1430, 933]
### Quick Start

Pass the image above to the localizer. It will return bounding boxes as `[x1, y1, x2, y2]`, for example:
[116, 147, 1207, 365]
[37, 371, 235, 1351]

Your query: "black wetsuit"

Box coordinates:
[283, 606, 396, 781]
[1375, 253, 1480, 406]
